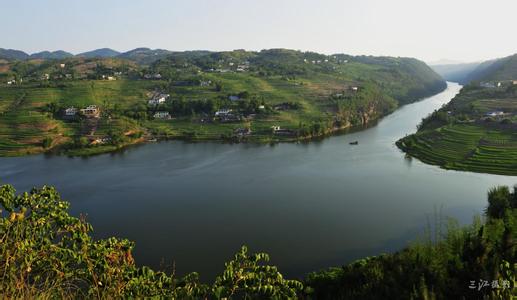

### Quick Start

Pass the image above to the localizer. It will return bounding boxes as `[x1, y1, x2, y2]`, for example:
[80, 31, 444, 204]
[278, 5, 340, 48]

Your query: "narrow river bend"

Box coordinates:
[1, 82, 514, 280]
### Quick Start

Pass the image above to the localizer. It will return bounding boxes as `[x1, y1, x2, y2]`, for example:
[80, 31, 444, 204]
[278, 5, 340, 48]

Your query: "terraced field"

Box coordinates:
[398, 84, 517, 175]
[0, 80, 154, 156]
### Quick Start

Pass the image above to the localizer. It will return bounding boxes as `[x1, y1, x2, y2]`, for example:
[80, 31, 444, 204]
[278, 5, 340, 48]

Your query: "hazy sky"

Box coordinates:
[3, 0, 517, 63]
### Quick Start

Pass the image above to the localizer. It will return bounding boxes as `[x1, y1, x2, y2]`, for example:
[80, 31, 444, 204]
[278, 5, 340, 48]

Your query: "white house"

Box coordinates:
[215, 108, 232, 116]
[80, 105, 100, 118]
[153, 111, 171, 119]
[64, 107, 78, 116]
[485, 111, 504, 117]
[148, 94, 170, 105]
[200, 80, 212, 87]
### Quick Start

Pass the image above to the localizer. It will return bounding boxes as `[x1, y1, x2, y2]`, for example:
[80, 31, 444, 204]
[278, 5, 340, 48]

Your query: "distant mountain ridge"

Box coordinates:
[30, 50, 74, 60]
[0, 48, 30, 60]
[431, 53, 517, 84]
[0, 47, 171, 64]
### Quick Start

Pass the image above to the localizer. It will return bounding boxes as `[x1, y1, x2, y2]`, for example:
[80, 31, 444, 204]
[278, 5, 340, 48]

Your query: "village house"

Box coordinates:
[80, 105, 100, 118]
[63, 107, 78, 117]
[219, 114, 241, 123]
[513, 80, 517, 85]
[6, 79, 15, 85]
[148, 93, 170, 106]
[234, 127, 252, 137]
[90, 137, 111, 146]
[229, 95, 241, 101]
[215, 109, 240, 122]
[143, 73, 162, 80]
[200, 80, 212, 87]
[215, 108, 232, 116]
[153, 111, 171, 120]
[59, 63, 66, 68]
[101, 75, 116, 81]
[485, 111, 505, 118]
[480, 82, 496, 88]
[41, 73, 50, 80]
[271, 125, 296, 136]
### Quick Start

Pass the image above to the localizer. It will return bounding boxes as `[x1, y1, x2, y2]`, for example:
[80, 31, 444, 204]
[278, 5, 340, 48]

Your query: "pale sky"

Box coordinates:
[2, 0, 517, 63]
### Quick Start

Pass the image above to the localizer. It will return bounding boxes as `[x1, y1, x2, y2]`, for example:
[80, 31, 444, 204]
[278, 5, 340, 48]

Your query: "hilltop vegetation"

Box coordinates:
[1, 183, 514, 298]
[399, 54, 517, 175]
[77, 48, 121, 58]
[0, 48, 445, 157]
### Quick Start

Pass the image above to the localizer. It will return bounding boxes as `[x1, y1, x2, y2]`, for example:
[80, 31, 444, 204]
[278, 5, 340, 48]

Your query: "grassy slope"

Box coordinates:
[398, 84, 517, 175]
[0, 51, 445, 156]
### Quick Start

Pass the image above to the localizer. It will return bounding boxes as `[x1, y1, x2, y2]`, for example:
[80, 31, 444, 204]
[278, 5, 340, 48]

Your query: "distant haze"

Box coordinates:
[3, 0, 517, 62]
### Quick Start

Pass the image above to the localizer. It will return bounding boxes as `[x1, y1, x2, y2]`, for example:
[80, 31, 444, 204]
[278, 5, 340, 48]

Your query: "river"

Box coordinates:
[0, 82, 515, 280]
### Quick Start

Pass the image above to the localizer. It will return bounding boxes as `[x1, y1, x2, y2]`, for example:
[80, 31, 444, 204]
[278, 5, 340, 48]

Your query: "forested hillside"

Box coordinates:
[432, 53, 517, 85]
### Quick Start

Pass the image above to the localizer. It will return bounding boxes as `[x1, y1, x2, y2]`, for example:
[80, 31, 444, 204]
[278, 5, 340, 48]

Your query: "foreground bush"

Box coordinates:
[0, 184, 302, 298]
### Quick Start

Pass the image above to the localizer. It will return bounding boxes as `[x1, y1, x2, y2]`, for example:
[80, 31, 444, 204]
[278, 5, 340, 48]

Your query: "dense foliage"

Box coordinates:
[1, 183, 515, 299]
[0, 184, 302, 298]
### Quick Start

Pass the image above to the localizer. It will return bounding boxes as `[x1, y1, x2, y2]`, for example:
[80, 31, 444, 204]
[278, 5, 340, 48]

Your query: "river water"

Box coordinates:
[0, 82, 515, 280]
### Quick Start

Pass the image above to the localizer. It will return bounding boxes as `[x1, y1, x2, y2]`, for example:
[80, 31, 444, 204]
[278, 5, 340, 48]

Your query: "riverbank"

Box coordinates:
[1, 83, 445, 158]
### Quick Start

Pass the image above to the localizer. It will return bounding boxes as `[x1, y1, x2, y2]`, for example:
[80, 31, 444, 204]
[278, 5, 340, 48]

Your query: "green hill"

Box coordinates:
[117, 47, 173, 65]
[0, 48, 29, 61]
[398, 80, 517, 175]
[0, 49, 445, 157]
[29, 50, 74, 60]
[77, 48, 121, 58]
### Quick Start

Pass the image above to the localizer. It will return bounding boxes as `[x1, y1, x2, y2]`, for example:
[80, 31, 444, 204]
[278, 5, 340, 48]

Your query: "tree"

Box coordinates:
[213, 245, 303, 299]
[486, 186, 511, 219]
[0, 184, 302, 298]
